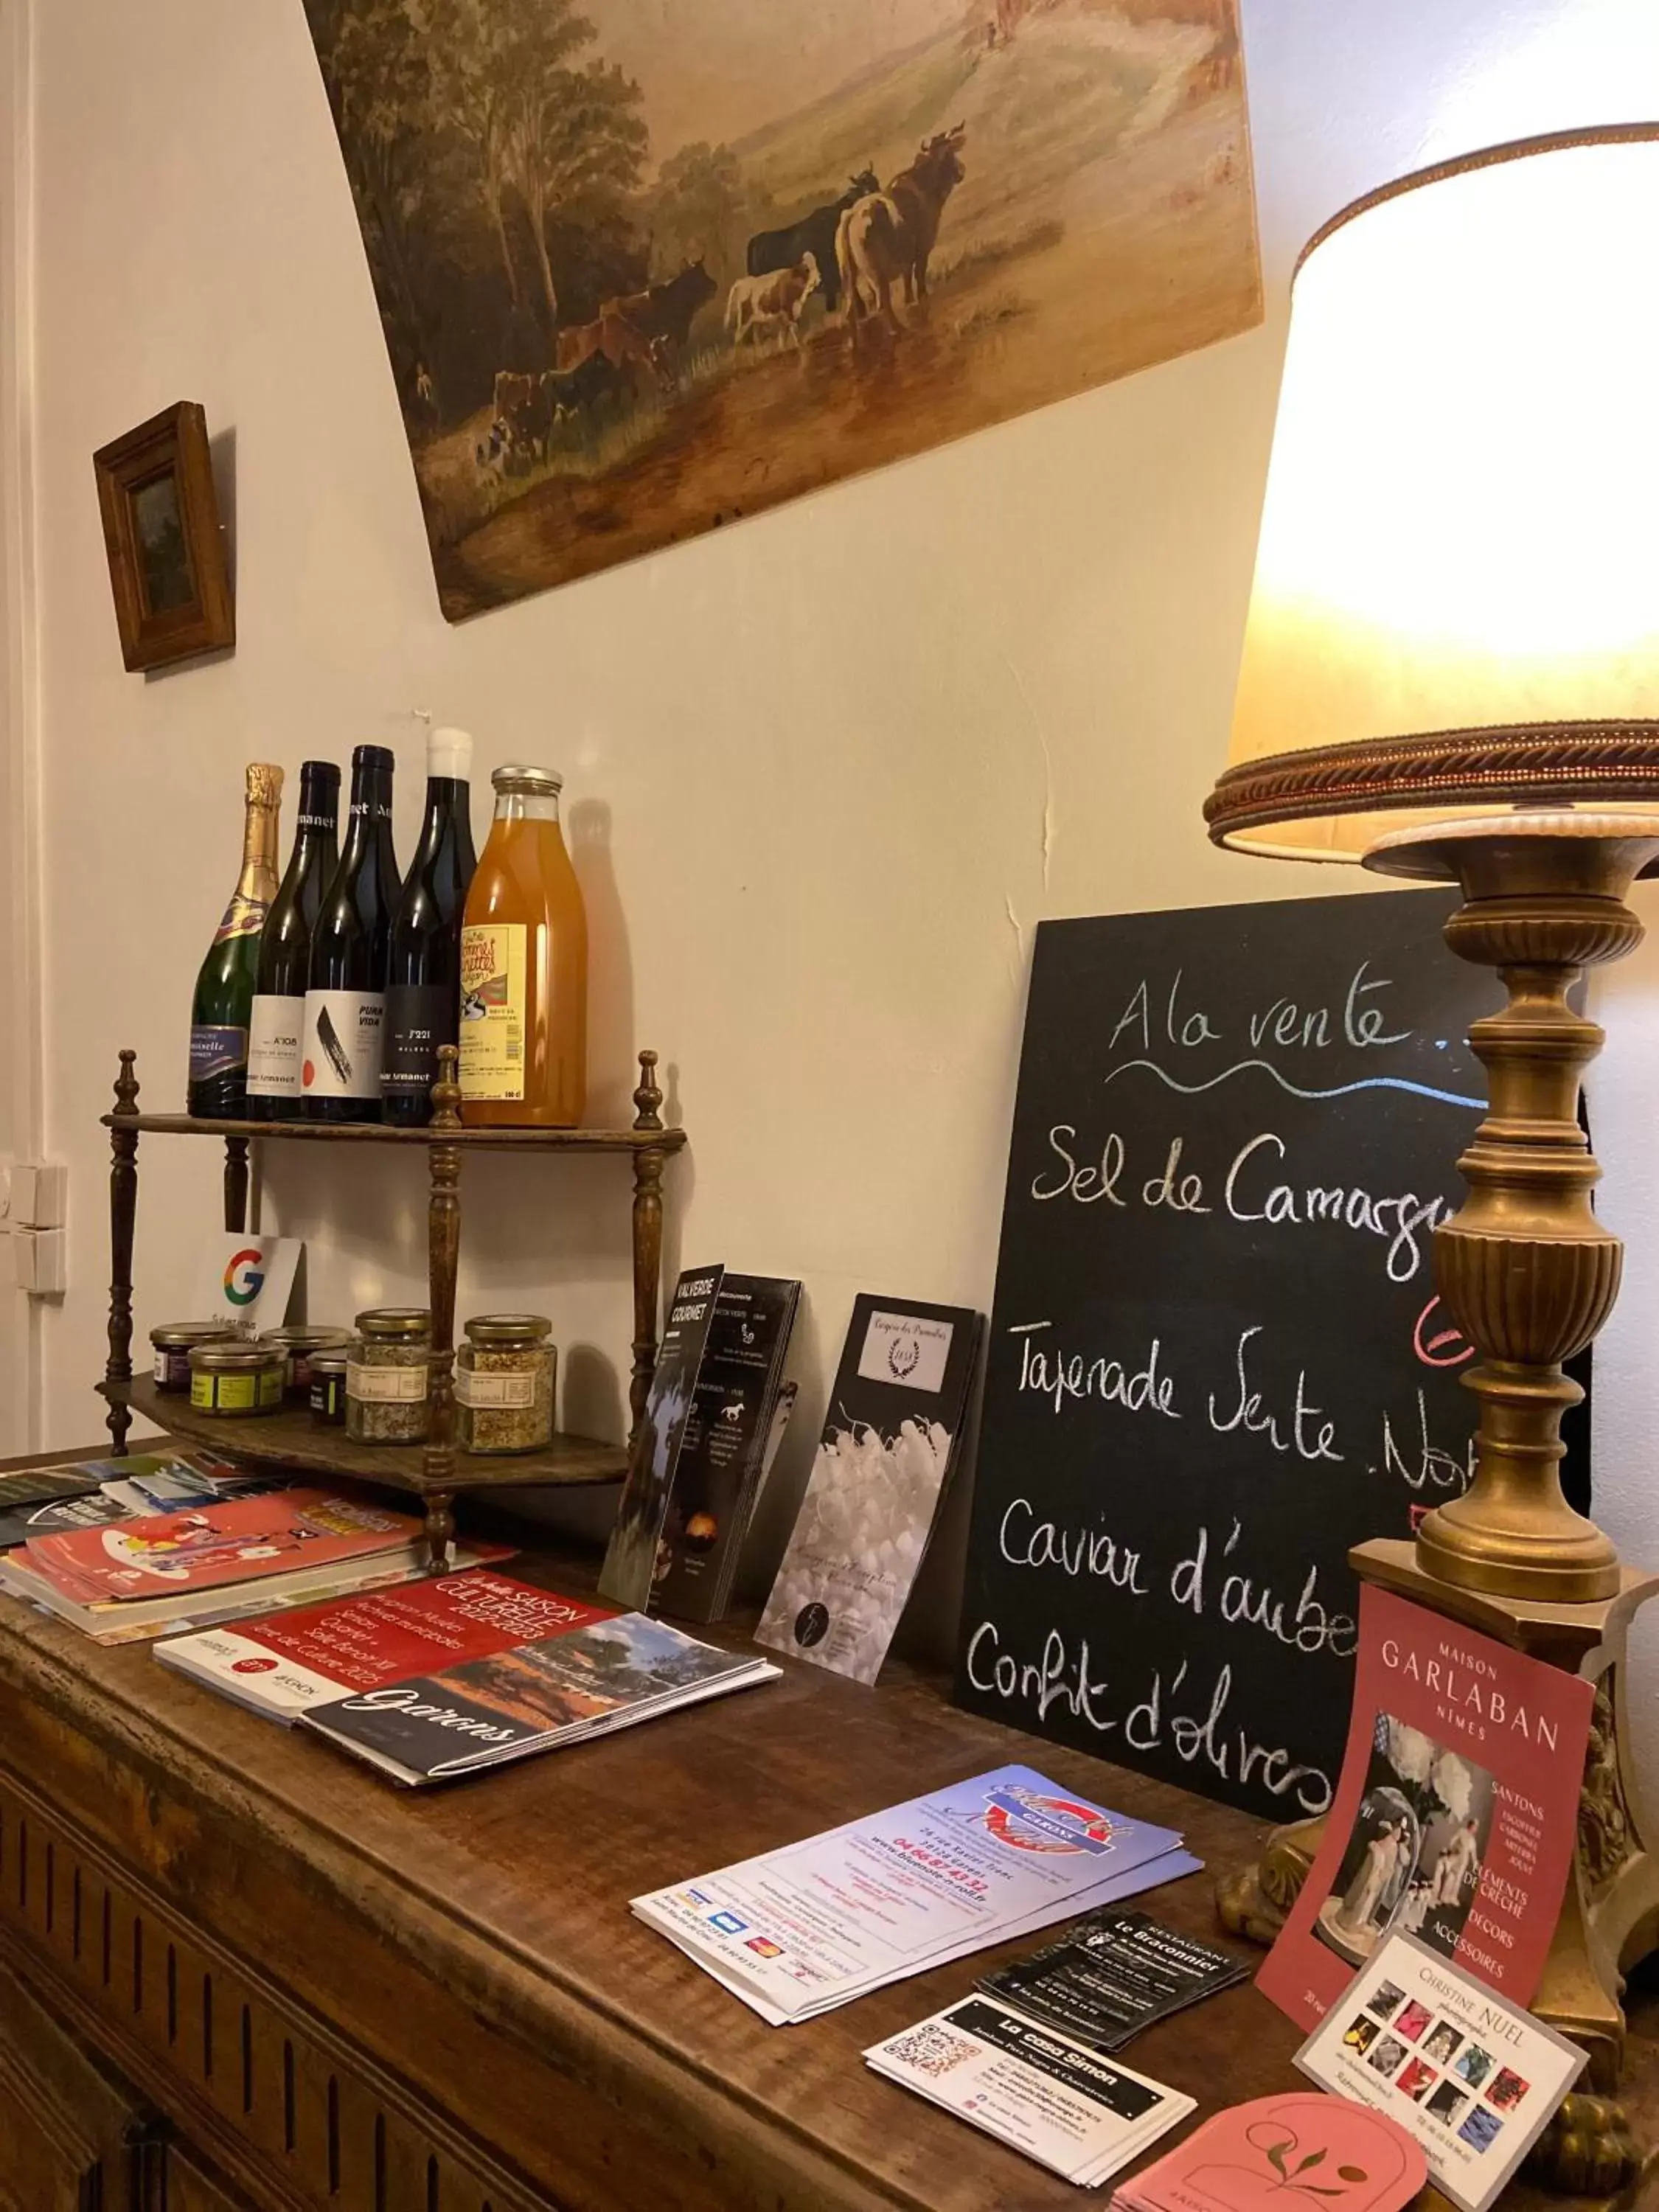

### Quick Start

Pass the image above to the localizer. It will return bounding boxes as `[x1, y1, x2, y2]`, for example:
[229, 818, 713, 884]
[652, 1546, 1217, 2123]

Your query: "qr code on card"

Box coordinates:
[886, 2023, 980, 2079]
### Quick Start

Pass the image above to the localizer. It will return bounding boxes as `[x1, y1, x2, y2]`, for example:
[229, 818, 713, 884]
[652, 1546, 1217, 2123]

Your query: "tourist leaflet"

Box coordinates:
[1256, 1585, 1594, 2029]
[300, 1610, 779, 1784]
[1295, 1932, 1586, 2212]
[1113, 2093, 1427, 2212]
[632, 1765, 1199, 2025]
[865, 1995, 1194, 2187]
[599, 1265, 725, 1612]
[756, 1293, 981, 1685]
[978, 1907, 1250, 2053]
[156, 1571, 616, 1722]
[0, 1448, 259, 1548]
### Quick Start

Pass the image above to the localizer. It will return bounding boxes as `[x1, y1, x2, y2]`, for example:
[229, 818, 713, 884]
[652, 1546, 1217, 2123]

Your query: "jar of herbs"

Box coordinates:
[346, 1309, 432, 1444]
[259, 1325, 352, 1400]
[150, 1322, 237, 1392]
[456, 1314, 554, 1455]
[188, 1340, 286, 1418]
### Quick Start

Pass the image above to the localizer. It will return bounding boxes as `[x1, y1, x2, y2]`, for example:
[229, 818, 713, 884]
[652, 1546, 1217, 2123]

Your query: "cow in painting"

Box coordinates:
[746, 170, 879, 316]
[838, 128, 966, 342]
[725, 254, 821, 349]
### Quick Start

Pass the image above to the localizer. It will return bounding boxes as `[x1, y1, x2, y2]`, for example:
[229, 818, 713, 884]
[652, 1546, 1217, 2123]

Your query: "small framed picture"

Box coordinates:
[92, 401, 234, 671]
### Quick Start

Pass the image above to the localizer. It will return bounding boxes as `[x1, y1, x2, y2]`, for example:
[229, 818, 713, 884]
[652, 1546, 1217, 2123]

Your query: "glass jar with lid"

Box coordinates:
[150, 1321, 237, 1393]
[259, 1324, 352, 1400]
[456, 1313, 554, 1455]
[345, 1308, 432, 1444]
[188, 1340, 286, 1418]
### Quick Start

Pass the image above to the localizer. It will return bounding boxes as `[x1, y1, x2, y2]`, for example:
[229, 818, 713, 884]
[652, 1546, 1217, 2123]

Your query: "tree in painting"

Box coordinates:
[302, 0, 1260, 618]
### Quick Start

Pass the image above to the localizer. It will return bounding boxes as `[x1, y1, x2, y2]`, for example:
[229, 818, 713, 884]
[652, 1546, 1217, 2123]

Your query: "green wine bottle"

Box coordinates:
[187, 763, 283, 1117]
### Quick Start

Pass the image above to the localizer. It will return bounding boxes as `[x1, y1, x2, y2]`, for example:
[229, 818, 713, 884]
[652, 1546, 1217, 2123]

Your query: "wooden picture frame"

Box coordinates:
[92, 401, 234, 672]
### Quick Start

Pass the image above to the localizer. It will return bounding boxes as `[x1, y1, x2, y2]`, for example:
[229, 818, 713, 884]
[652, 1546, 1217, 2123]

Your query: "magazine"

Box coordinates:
[653, 1273, 800, 1624]
[1256, 1587, 1595, 2029]
[302, 1610, 779, 1785]
[756, 1294, 981, 1683]
[156, 1571, 615, 1722]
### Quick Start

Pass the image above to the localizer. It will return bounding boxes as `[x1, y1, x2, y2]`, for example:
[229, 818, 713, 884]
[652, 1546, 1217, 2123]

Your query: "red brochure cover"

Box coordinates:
[27, 1489, 422, 1604]
[158, 1571, 615, 1719]
[1256, 1585, 1593, 2030]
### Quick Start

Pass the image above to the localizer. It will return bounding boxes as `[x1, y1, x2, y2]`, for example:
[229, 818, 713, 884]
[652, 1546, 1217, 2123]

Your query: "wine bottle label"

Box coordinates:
[301, 990, 385, 1101]
[189, 1025, 247, 1085]
[459, 924, 527, 1102]
[213, 893, 268, 945]
[382, 984, 456, 1106]
[247, 994, 305, 1097]
[454, 1368, 538, 1409]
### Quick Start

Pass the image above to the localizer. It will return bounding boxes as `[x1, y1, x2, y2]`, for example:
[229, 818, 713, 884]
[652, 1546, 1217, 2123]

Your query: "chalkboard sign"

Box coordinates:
[954, 890, 1590, 1825]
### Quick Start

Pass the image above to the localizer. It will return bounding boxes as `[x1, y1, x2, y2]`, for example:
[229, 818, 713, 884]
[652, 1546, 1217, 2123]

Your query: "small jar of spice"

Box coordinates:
[151, 1322, 237, 1393]
[308, 1347, 349, 1426]
[456, 1314, 555, 1455]
[346, 1309, 432, 1444]
[188, 1340, 286, 1417]
[259, 1325, 352, 1400]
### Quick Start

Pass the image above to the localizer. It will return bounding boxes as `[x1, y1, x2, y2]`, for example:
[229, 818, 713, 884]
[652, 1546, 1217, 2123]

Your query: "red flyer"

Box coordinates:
[156, 1571, 615, 1722]
[1256, 1585, 1593, 2029]
[26, 1489, 421, 1604]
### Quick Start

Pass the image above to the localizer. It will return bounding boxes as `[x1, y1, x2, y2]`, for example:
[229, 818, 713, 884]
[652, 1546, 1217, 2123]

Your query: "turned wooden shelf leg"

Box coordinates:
[629, 1051, 667, 1449]
[105, 1050, 141, 1455]
[422, 1047, 464, 1569]
[223, 1134, 250, 1235]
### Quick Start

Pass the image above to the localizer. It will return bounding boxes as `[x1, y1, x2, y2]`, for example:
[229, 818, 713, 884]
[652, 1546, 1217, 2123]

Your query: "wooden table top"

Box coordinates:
[0, 1455, 1649, 2211]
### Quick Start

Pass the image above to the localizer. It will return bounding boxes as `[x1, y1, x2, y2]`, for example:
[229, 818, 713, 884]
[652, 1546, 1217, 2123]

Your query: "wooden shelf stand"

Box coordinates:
[100, 1043, 686, 1562]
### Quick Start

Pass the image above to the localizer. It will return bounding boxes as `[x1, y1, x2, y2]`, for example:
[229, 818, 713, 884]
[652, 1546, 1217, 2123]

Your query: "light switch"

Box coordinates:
[12, 1226, 66, 1295]
[11, 1162, 66, 1228]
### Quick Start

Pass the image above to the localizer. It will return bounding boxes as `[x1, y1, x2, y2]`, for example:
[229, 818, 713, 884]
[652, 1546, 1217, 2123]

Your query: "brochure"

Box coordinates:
[654, 1273, 801, 1625]
[24, 1489, 422, 1604]
[1257, 1585, 1594, 2029]
[1295, 1930, 1587, 2212]
[631, 1764, 1199, 2025]
[978, 1907, 1250, 2053]
[0, 1450, 253, 1548]
[599, 1265, 725, 1612]
[156, 1571, 616, 1722]
[1113, 2093, 1427, 2212]
[756, 1293, 981, 1684]
[301, 1610, 778, 1785]
[866, 1995, 1194, 2187]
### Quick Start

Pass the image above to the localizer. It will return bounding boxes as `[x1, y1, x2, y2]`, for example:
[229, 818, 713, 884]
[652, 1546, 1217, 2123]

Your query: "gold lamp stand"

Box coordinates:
[1219, 816, 1659, 2194]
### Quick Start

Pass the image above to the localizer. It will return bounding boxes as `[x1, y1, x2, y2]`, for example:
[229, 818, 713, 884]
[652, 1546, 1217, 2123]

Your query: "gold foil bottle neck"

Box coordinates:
[245, 762, 285, 811]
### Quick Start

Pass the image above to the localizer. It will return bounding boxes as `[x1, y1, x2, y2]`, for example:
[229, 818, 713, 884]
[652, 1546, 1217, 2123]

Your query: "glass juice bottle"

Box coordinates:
[459, 765, 587, 1127]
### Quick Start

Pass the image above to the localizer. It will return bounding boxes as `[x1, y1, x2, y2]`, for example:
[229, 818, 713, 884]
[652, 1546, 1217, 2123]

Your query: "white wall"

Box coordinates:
[18, 0, 1659, 1726]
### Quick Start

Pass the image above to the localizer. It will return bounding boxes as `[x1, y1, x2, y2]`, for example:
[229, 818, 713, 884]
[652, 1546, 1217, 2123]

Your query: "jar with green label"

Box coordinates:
[188, 1340, 286, 1417]
[346, 1309, 432, 1444]
[456, 1314, 554, 1454]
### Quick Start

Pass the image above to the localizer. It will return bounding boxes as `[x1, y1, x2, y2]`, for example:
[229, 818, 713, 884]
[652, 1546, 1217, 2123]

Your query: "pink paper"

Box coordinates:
[1121, 2093, 1426, 2212]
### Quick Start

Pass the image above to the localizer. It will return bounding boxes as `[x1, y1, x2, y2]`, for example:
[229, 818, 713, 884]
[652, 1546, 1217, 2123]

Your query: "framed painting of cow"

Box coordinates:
[302, 0, 1260, 622]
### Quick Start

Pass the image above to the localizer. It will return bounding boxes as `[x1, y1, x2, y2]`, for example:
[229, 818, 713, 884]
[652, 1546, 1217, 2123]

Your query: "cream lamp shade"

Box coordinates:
[1206, 125, 1659, 862]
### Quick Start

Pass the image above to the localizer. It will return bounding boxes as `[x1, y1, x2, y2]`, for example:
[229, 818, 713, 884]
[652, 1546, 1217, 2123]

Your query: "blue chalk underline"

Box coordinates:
[1100, 1057, 1483, 1110]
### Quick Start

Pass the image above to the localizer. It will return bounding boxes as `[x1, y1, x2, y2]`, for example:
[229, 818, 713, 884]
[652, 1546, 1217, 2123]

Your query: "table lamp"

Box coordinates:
[1207, 123, 1659, 1607]
[1208, 127, 1659, 2188]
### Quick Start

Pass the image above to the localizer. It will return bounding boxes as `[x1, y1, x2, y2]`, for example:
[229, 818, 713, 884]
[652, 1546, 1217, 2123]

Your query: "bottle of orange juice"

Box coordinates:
[459, 765, 587, 1127]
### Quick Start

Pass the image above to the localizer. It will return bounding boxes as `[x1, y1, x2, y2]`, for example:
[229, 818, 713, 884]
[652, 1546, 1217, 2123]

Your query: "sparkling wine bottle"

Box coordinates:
[246, 760, 341, 1122]
[302, 745, 400, 1123]
[382, 728, 476, 1127]
[187, 764, 283, 1118]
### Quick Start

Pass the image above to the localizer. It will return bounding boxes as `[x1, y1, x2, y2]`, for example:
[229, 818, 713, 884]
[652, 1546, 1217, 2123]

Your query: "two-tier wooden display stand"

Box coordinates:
[100, 1043, 686, 1566]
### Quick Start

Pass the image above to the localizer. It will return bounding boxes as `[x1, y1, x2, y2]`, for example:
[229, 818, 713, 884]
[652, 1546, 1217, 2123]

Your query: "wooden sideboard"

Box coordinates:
[1, 1472, 1655, 2211]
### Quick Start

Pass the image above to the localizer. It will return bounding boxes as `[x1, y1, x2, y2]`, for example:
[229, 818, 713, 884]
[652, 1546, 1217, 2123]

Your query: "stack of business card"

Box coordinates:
[866, 1996, 1194, 2187]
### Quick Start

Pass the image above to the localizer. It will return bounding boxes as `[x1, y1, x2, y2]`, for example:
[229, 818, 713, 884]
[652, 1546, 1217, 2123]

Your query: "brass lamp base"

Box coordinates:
[1217, 813, 1659, 2191]
[1363, 812, 1659, 1604]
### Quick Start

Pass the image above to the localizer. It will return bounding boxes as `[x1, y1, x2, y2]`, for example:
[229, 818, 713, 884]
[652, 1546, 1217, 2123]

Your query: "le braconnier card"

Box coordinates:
[1256, 1586, 1594, 2029]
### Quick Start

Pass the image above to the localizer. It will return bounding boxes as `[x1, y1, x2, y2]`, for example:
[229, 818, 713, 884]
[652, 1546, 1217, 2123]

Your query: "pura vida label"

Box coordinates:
[301, 990, 385, 1101]
[247, 993, 305, 1099]
[459, 923, 526, 1101]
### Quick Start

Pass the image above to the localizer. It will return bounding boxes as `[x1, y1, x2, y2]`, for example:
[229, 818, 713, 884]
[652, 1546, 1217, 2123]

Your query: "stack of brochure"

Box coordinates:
[300, 1611, 779, 1785]
[0, 1487, 507, 1644]
[865, 1996, 1195, 2186]
[631, 1764, 1199, 2024]
[0, 1448, 271, 1548]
